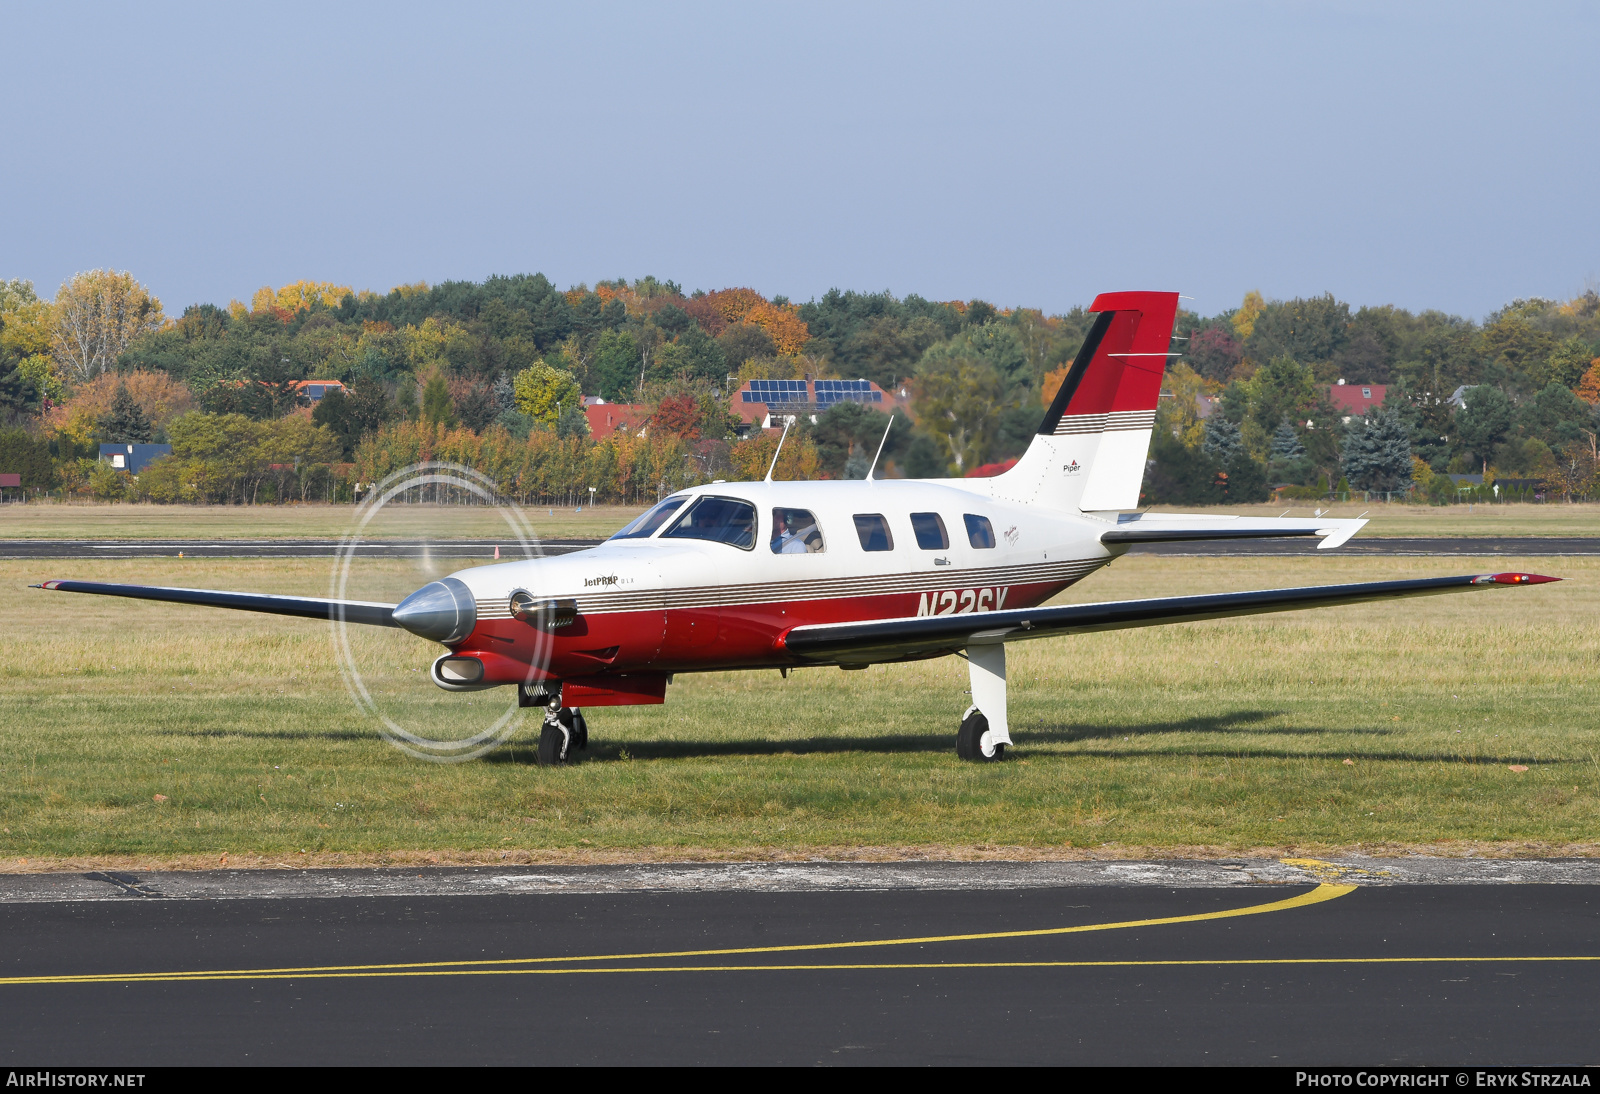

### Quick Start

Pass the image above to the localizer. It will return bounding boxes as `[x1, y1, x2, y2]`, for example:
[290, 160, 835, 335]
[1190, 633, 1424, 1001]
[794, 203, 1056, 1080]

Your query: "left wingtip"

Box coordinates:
[1475, 573, 1560, 586]
[30, 581, 57, 590]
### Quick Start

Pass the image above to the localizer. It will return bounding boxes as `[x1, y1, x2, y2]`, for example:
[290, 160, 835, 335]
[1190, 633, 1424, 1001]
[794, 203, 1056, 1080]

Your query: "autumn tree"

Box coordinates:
[51, 270, 167, 382]
[1155, 361, 1210, 448]
[1574, 361, 1600, 405]
[1187, 326, 1244, 382]
[512, 361, 582, 426]
[1231, 290, 1265, 341]
[251, 280, 354, 315]
[47, 370, 194, 451]
[744, 302, 810, 356]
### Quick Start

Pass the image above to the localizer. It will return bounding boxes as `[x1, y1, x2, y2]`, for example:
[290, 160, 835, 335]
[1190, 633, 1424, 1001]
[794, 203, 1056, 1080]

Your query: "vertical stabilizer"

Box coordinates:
[989, 291, 1179, 513]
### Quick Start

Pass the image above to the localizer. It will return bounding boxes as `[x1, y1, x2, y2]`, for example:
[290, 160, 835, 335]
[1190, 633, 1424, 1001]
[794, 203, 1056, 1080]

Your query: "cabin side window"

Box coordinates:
[964, 514, 996, 549]
[609, 496, 686, 540]
[910, 512, 948, 550]
[771, 508, 825, 554]
[661, 496, 758, 550]
[853, 514, 895, 552]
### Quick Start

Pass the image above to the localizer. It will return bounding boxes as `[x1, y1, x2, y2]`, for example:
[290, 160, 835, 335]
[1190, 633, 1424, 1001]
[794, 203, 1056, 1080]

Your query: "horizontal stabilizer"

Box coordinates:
[780, 572, 1558, 666]
[33, 580, 400, 628]
[1100, 515, 1368, 550]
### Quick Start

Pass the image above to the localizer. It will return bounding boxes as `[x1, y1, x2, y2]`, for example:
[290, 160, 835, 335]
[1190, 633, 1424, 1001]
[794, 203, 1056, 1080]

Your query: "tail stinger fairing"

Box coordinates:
[32, 291, 1560, 765]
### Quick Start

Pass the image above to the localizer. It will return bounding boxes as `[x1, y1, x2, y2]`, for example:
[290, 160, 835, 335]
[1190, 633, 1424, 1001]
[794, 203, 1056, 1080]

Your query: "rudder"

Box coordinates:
[990, 290, 1179, 513]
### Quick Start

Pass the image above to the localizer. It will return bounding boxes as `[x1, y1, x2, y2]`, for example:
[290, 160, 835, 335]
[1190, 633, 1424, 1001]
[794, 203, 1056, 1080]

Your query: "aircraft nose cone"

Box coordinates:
[391, 577, 477, 645]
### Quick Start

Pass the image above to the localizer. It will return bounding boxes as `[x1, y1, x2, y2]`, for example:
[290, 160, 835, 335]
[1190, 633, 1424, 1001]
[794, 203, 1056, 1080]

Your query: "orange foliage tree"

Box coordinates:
[1574, 360, 1600, 405]
[650, 394, 703, 440]
[47, 370, 195, 447]
[745, 302, 810, 355]
[683, 288, 765, 337]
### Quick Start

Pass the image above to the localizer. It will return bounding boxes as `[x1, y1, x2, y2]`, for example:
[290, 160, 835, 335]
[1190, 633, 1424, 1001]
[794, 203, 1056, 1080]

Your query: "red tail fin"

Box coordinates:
[1039, 291, 1181, 435]
[988, 291, 1179, 513]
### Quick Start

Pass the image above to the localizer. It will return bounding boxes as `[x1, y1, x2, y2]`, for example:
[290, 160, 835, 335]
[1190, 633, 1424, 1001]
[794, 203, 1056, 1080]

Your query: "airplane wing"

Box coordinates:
[32, 579, 400, 628]
[780, 572, 1557, 665]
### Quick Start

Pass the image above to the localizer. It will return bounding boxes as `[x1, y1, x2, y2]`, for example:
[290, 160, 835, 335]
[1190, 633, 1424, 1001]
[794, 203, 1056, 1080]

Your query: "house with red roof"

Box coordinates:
[1328, 381, 1386, 420]
[584, 401, 649, 440]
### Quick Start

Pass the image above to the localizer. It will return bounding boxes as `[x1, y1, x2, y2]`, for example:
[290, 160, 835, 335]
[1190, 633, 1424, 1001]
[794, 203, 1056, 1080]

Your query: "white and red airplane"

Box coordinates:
[36, 291, 1556, 764]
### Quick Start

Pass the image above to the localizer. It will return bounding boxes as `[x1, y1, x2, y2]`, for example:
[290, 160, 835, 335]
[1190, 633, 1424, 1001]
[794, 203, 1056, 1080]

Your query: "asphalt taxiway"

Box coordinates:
[1, 536, 1596, 559]
[1, 859, 1596, 1065]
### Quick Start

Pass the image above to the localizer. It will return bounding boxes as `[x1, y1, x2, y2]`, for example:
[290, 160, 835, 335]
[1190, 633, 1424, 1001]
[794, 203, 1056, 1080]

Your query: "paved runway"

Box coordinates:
[1, 536, 1596, 559]
[1, 859, 1595, 1065]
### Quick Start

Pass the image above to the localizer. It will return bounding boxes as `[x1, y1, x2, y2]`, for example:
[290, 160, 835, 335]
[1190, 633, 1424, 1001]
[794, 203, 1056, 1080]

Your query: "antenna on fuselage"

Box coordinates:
[865, 416, 894, 482]
[764, 416, 794, 482]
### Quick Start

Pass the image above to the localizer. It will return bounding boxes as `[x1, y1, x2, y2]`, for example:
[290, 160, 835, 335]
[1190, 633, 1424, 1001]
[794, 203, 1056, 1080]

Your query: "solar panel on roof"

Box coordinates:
[813, 379, 881, 407]
[742, 379, 808, 404]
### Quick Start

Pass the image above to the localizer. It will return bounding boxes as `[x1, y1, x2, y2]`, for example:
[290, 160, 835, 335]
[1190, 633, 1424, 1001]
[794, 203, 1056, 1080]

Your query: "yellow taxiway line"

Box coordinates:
[1, 880, 1357, 987]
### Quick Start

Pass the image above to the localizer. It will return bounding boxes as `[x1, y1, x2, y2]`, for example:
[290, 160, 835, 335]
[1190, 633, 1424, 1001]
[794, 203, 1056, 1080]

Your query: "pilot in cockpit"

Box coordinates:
[772, 508, 822, 554]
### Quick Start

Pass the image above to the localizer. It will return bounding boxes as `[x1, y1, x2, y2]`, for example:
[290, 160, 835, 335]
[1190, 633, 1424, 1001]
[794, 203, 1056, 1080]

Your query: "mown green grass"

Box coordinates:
[0, 502, 647, 541]
[3, 498, 1597, 540]
[0, 554, 1595, 863]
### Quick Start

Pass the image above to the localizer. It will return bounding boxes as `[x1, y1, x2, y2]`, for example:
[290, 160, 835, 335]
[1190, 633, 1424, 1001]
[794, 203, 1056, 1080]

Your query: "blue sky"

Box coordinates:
[3, 1, 1594, 319]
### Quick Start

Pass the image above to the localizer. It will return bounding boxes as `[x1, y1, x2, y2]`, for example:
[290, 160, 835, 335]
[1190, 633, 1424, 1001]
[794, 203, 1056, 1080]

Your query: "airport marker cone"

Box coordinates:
[495, 545, 500, 559]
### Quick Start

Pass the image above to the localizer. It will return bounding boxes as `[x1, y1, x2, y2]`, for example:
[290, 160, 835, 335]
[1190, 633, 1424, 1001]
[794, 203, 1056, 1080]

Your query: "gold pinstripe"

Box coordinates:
[475, 557, 1105, 618]
[1053, 410, 1156, 436]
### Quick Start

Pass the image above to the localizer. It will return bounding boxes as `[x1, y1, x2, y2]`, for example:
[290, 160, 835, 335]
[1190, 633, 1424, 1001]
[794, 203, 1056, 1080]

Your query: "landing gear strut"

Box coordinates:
[956, 643, 1011, 762]
[521, 686, 587, 766]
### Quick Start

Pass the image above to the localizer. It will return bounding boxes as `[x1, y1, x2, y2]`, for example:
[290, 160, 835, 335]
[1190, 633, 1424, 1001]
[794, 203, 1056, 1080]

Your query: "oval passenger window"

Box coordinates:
[853, 514, 894, 552]
[910, 513, 948, 550]
[964, 514, 996, 549]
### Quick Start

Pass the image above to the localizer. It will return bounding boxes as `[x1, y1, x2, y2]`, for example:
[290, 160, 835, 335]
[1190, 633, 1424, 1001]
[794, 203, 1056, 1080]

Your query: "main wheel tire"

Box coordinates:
[536, 722, 568, 766]
[956, 707, 1004, 762]
[570, 708, 588, 750]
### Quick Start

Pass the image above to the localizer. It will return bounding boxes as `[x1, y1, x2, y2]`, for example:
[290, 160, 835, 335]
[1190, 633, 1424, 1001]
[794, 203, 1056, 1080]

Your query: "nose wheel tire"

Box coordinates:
[956, 707, 1004, 762]
[536, 722, 568, 766]
[536, 707, 586, 766]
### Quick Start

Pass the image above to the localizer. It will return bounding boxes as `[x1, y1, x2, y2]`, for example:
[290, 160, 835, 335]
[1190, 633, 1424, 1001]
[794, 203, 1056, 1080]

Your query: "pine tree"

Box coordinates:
[1201, 415, 1244, 465]
[1270, 419, 1305, 461]
[1340, 407, 1415, 493]
[421, 372, 457, 428]
[97, 381, 153, 444]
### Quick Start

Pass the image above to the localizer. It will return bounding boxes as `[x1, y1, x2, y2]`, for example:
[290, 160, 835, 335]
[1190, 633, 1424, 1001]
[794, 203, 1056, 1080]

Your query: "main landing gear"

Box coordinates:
[519, 685, 587, 766]
[957, 643, 1012, 763]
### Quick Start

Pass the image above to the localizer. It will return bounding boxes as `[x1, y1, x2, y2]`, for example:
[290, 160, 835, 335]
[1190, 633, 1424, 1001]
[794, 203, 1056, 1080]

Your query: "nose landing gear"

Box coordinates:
[520, 685, 588, 766]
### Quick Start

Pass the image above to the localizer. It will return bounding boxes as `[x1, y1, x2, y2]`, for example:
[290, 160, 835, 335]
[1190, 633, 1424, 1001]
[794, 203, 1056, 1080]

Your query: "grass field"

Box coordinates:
[2, 498, 1597, 540]
[0, 502, 649, 541]
[2, 550, 1594, 867]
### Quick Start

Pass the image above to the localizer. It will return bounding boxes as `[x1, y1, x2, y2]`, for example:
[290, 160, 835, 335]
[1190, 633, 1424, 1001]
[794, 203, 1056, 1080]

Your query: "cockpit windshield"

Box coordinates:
[608, 496, 687, 540]
[662, 496, 757, 550]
